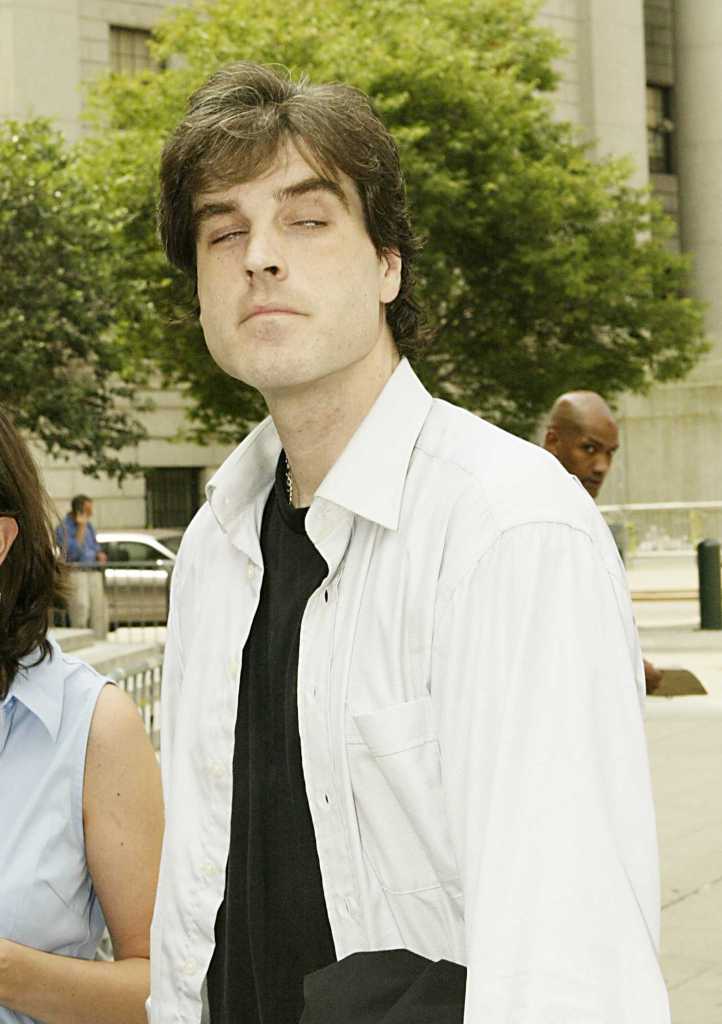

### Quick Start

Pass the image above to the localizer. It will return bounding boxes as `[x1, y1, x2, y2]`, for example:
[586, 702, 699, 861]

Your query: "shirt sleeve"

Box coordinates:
[150, 560, 185, 1024]
[432, 520, 670, 1023]
[159, 561, 185, 798]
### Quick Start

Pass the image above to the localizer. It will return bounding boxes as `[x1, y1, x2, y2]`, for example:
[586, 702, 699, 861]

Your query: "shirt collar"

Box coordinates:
[4, 637, 65, 741]
[206, 416, 282, 535]
[315, 358, 432, 530]
[206, 358, 433, 533]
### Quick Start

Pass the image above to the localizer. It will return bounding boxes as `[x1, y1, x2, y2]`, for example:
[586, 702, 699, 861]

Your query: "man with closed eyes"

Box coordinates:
[150, 62, 670, 1024]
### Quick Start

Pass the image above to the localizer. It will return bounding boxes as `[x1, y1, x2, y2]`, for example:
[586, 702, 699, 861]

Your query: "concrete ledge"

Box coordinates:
[70, 640, 164, 677]
[645, 696, 722, 718]
[51, 627, 94, 653]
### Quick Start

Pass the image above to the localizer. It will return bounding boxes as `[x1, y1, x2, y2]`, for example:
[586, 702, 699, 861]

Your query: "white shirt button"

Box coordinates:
[200, 860, 219, 878]
[181, 958, 197, 975]
[207, 759, 225, 778]
[246, 562, 256, 580]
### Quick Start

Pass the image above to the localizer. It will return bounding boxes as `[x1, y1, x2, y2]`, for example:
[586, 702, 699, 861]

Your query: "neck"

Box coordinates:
[266, 337, 400, 508]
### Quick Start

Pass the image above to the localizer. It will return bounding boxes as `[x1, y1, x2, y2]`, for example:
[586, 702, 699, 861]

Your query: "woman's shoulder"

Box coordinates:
[86, 682, 149, 757]
[15, 637, 152, 775]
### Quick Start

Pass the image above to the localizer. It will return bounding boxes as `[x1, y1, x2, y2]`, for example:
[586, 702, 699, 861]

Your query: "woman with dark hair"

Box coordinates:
[0, 406, 163, 1023]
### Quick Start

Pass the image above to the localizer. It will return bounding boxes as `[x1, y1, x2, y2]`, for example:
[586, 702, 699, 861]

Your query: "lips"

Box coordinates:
[243, 306, 301, 321]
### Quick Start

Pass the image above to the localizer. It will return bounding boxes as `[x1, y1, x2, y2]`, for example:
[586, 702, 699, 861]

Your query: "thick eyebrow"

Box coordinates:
[274, 176, 350, 209]
[193, 200, 240, 233]
[193, 176, 350, 235]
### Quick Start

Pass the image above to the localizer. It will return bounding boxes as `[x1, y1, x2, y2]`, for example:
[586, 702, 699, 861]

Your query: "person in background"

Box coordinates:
[0, 406, 164, 1024]
[55, 495, 107, 631]
[544, 389, 663, 693]
[543, 391, 619, 500]
[57, 495, 103, 565]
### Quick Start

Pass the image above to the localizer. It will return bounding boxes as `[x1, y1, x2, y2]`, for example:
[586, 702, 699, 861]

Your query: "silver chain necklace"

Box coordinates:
[284, 454, 294, 506]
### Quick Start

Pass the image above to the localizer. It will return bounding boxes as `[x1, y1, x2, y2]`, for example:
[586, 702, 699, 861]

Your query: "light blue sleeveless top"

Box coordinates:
[0, 638, 108, 1023]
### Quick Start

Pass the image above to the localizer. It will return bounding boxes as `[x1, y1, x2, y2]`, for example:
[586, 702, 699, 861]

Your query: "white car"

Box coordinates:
[96, 530, 182, 626]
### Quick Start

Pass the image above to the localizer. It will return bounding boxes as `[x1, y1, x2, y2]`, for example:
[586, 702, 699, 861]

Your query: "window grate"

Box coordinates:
[146, 468, 202, 528]
[110, 26, 155, 74]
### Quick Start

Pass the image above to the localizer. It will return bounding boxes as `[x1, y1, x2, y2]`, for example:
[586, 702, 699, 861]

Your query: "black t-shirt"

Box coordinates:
[206, 454, 336, 1023]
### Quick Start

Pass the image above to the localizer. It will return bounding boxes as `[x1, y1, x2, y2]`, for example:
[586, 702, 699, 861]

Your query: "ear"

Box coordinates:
[0, 516, 18, 568]
[379, 249, 402, 305]
[543, 428, 559, 454]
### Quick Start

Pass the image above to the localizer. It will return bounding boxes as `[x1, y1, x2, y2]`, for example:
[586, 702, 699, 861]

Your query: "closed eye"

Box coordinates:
[292, 219, 327, 228]
[211, 229, 248, 244]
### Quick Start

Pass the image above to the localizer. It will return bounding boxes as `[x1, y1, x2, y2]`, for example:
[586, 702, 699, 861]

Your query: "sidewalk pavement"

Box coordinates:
[637, 598, 722, 1023]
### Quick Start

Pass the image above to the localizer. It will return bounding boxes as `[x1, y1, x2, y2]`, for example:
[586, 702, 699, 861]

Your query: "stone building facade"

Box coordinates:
[1, 0, 720, 522]
[538, 0, 722, 507]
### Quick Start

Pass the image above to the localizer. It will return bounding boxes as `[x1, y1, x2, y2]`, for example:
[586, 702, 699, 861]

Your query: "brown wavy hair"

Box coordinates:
[0, 407, 67, 698]
[159, 61, 429, 354]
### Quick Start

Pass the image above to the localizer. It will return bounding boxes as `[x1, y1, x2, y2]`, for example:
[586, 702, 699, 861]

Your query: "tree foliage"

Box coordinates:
[80, 0, 707, 439]
[0, 119, 147, 477]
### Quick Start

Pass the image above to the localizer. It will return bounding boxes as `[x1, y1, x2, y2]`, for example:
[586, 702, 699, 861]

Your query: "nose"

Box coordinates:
[243, 227, 287, 281]
[592, 452, 612, 478]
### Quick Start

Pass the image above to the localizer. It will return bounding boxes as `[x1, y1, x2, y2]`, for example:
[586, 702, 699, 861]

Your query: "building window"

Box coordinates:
[646, 84, 674, 174]
[110, 26, 155, 74]
[146, 468, 202, 528]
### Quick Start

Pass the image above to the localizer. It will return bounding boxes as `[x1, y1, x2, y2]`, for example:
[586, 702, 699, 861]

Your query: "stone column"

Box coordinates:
[675, 0, 722, 369]
[578, 0, 649, 186]
[0, 0, 82, 140]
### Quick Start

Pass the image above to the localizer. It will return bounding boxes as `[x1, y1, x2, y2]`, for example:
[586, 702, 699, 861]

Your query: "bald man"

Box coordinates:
[543, 391, 619, 499]
[544, 390, 662, 694]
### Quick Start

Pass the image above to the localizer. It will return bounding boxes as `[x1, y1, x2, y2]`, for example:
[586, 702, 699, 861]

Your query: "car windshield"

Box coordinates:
[157, 534, 183, 554]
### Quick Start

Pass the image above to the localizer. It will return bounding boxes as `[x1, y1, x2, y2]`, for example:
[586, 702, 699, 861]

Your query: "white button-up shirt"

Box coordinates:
[150, 358, 669, 1023]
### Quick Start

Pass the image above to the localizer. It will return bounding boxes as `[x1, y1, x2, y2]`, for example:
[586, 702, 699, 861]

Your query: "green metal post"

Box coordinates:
[697, 539, 722, 630]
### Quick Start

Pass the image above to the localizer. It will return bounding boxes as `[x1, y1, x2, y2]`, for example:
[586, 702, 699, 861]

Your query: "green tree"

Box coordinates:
[0, 119, 147, 477]
[81, 0, 707, 440]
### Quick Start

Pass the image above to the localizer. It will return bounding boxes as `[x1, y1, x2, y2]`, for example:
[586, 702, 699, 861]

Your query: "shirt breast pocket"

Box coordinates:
[346, 695, 460, 895]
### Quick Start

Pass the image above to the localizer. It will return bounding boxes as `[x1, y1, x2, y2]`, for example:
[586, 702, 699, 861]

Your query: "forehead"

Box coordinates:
[577, 415, 619, 446]
[193, 143, 360, 213]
